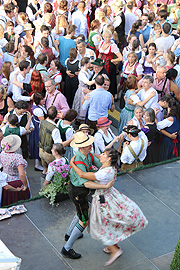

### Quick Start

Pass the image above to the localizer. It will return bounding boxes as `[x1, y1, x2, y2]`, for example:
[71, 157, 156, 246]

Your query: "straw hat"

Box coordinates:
[1, 135, 22, 153]
[70, 132, 94, 148]
[112, 0, 125, 9]
[23, 23, 34, 31]
[96, 117, 112, 127]
[76, 124, 94, 135]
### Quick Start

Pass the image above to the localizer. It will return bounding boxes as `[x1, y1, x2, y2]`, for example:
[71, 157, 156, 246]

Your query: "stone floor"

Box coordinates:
[2, 161, 180, 270]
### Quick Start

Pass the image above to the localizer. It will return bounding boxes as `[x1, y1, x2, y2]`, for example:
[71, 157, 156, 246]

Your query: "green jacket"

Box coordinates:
[70, 150, 102, 187]
[39, 120, 56, 154]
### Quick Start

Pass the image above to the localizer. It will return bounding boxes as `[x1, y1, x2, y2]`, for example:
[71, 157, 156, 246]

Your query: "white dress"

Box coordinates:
[89, 166, 148, 246]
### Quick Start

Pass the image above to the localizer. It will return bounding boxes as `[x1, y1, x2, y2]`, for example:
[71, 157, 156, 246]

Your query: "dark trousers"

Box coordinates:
[87, 119, 97, 135]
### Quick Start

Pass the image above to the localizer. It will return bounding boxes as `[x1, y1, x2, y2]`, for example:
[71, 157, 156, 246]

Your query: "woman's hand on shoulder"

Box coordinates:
[167, 116, 174, 122]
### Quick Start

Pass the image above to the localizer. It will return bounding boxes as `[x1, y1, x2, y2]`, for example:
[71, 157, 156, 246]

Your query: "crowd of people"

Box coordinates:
[0, 0, 180, 266]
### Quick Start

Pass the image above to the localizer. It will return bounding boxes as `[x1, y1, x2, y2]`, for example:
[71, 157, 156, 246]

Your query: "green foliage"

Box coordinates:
[39, 162, 70, 206]
[170, 235, 180, 270]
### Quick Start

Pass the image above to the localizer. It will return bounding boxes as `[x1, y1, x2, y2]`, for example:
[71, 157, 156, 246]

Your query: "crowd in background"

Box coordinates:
[0, 0, 180, 206]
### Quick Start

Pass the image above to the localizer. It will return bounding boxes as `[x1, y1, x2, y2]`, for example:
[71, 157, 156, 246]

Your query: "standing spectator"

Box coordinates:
[141, 108, 158, 164]
[82, 75, 113, 132]
[57, 24, 76, 82]
[125, 0, 138, 38]
[2, 101, 34, 159]
[157, 101, 180, 161]
[76, 39, 96, 62]
[44, 78, 69, 117]
[1, 135, 31, 206]
[155, 23, 175, 53]
[99, 29, 122, 98]
[140, 14, 151, 45]
[151, 94, 172, 122]
[34, 53, 49, 78]
[64, 48, 80, 108]
[72, 2, 88, 42]
[29, 92, 47, 171]
[48, 59, 62, 91]
[72, 57, 94, 123]
[138, 66, 170, 101]
[39, 106, 71, 175]
[112, 0, 125, 50]
[137, 75, 158, 109]
[11, 60, 33, 103]
[26, 0, 42, 28]
[0, 3, 16, 31]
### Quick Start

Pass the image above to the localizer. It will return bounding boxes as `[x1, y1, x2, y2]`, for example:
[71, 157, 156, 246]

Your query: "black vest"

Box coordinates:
[28, 3, 40, 14]
[89, 68, 108, 90]
[115, 12, 125, 37]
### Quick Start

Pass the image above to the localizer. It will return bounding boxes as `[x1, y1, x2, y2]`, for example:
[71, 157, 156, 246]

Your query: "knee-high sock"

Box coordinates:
[64, 222, 85, 251]
[66, 214, 79, 236]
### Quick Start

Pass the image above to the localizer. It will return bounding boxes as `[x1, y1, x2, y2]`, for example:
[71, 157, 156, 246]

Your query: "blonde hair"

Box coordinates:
[2, 61, 12, 81]
[58, 14, 68, 29]
[95, 11, 105, 20]
[107, 24, 119, 44]
[18, 12, 27, 23]
[127, 51, 138, 62]
[102, 29, 112, 39]
[44, 13, 53, 24]
[0, 85, 7, 100]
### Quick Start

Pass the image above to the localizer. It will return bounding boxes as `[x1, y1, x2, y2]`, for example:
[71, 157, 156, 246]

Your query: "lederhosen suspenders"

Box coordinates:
[45, 92, 60, 108]
[127, 139, 144, 163]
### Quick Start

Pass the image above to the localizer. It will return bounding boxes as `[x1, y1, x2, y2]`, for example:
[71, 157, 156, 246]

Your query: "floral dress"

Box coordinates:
[89, 166, 148, 246]
[1, 151, 31, 206]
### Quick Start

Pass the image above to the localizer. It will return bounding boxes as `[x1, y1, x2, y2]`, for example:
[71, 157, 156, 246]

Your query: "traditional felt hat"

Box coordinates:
[91, 58, 105, 66]
[70, 132, 94, 148]
[1, 135, 22, 153]
[96, 117, 112, 127]
[77, 124, 94, 135]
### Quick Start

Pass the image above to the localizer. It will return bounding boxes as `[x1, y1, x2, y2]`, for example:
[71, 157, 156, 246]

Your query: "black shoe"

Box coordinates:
[65, 233, 83, 241]
[61, 247, 81, 259]
[34, 167, 43, 171]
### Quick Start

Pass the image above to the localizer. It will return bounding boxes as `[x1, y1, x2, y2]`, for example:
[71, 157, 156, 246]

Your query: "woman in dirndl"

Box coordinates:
[72, 57, 95, 123]
[29, 92, 47, 171]
[99, 29, 122, 98]
[70, 148, 148, 266]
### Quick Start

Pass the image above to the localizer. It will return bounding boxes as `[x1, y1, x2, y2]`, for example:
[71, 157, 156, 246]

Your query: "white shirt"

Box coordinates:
[12, 72, 31, 103]
[157, 118, 173, 131]
[46, 157, 66, 182]
[121, 131, 148, 164]
[125, 10, 138, 36]
[0, 172, 8, 206]
[5, 109, 34, 129]
[94, 128, 116, 155]
[26, 3, 40, 22]
[72, 10, 88, 42]
[155, 35, 175, 53]
[1, 125, 27, 136]
[56, 120, 74, 140]
[77, 48, 96, 62]
[34, 46, 59, 59]
[137, 87, 158, 109]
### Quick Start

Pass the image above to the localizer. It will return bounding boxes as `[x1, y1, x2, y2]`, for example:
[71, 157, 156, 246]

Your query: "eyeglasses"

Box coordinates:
[45, 85, 52, 89]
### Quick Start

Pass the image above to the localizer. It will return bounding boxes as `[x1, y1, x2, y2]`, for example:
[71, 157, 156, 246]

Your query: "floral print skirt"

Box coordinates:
[89, 187, 148, 246]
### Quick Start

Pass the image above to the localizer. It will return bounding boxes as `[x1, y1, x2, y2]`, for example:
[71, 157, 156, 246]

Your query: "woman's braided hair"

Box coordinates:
[105, 148, 118, 167]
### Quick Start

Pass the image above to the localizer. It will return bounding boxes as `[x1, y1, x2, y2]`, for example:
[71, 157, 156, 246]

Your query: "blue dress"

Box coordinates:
[158, 117, 180, 162]
[118, 90, 135, 135]
[29, 105, 46, 160]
